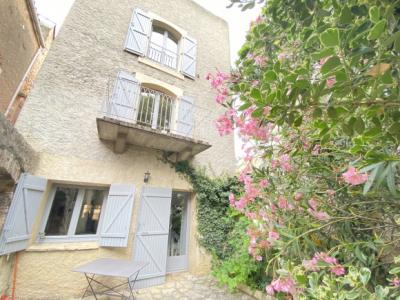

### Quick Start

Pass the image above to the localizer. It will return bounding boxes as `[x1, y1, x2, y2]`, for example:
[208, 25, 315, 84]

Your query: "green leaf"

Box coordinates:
[389, 267, 400, 274]
[327, 106, 337, 119]
[264, 70, 277, 81]
[345, 289, 361, 300]
[368, 20, 386, 40]
[238, 102, 252, 111]
[339, 6, 352, 25]
[387, 162, 398, 196]
[362, 163, 382, 195]
[354, 117, 365, 134]
[369, 6, 380, 23]
[321, 56, 341, 74]
[320, 28, 340, 47]
[313, 107, 323, 118]
[355, 246, 367, 264]
[311, 48, 335, 60]
[359, 267, 371, 285]
[375, 286, 389, 300]
[250, 88, 261, 101]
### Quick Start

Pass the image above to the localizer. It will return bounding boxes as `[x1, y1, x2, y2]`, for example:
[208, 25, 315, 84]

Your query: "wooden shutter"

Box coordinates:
[132, 187, 172, 289]
[176, 95, 194, 138]
[107, 71, 141, 122]
[100, 184, 135, 247]
[181, 36, 197, 79]
[0, 174, 47, 255]
[124, 8, 152, 56]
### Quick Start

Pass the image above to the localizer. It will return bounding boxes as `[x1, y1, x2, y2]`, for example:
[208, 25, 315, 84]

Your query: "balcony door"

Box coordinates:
[166, 191, 190, 273]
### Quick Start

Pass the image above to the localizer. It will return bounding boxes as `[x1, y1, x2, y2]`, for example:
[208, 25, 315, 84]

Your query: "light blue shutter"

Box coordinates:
[176, 95, 194, 138]
[0, 174, 47, 255]
[100, 184, 135, 247]
[107, 71, 141, 122]
[124, 8, 152, 56]
[181, 36, 197, 79]
[132, 187, 172, 289]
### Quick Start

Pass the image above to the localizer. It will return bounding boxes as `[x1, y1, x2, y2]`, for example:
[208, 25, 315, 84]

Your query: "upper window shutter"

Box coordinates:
[107, 71, 141, 122]
[124, 8, 152, 56]
[0, 174, 47, 256]
[181, 36, 197, 79]
[176, 95, 194, 138]
[100, 184, 135, 248]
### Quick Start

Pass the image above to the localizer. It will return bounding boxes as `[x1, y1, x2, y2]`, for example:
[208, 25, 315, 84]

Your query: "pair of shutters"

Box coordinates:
[0, 175, 137, 255]
[0, 175, 174, 288]
[109, 71, 195, 138]
[124, 8, 197, 79]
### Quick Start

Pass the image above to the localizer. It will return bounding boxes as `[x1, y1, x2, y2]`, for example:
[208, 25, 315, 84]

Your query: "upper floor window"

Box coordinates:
[148, 26, 179, 70]
[124, 9, 197, 79]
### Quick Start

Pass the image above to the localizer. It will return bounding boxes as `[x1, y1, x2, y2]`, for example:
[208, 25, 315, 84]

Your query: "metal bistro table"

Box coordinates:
[73, 258, 148, 299]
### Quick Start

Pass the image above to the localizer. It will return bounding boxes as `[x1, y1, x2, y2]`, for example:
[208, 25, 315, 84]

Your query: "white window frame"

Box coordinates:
[38, 184, 108, 243]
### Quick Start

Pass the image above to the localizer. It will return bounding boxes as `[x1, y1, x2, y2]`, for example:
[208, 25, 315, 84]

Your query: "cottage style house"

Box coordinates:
[0, 0, 235, 298]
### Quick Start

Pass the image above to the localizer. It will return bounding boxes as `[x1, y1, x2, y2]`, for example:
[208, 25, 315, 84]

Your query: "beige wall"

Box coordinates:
[13, 0, 234, 298]
[0, 0, 40, 112]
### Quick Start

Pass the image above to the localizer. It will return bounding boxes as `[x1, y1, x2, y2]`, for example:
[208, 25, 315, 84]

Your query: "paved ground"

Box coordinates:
[134, 273, 255, 300]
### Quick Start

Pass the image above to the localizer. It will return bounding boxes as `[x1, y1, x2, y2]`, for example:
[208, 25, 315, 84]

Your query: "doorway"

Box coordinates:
[166, 191, 190, 273]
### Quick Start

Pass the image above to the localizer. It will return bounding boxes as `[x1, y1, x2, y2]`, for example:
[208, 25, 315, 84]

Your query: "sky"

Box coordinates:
[33, 0, 262, 158]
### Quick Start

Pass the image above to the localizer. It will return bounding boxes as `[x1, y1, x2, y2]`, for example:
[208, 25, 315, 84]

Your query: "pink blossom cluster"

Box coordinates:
[390, 277, 400, 287]
[206, 71, 230, 105]
[215, 114, 233, 136]
[342, 167, 368, 185]
[303, 252, 345, 276]
[266, 277, 296, 296]
[271, 154, 294, 172]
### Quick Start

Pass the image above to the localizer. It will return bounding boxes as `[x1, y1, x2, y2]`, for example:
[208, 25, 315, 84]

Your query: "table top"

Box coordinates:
[73, 258, 148, 278]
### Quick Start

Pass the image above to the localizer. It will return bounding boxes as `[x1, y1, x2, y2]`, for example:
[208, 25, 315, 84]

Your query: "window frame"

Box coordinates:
[38, 184, 108, 243]
[147, 25, 181, 70]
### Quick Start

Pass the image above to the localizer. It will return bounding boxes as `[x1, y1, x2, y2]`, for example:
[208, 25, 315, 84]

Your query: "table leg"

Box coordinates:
[84, 273, 98, 300]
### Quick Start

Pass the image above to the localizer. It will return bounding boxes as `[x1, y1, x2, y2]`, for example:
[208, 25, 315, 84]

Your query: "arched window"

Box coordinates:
[147, 25, 179, 69]
[136, 85, 174, 132]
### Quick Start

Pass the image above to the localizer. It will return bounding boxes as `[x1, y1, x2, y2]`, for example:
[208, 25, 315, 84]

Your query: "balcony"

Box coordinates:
[97, 73, 210, 159]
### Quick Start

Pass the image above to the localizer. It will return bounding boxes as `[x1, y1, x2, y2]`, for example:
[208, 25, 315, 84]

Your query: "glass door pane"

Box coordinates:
[168, 192, 189, 257]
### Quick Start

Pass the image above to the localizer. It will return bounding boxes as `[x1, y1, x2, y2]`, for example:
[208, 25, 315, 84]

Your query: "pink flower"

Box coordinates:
[255, 255, 263, 261]
[308, 198, 319, 210]
[268, 277, 296, 294]
[279, 154, 293, 172]
[308, 208, 330, 221]
[215, 93, 227, 104]
[229, 193, 235, 206]
[330, 264, 345, 276]
[266, 285, 275, 295]
[390, 277, 400, 286]
[215, 115, 233, 136]
[278, 196, 289, 209]
[269, 231, 280, 240]
[315, 252, 337, 264]
[254, 55, 267, 66]
[278, 52, 288, 61]
[251, 80, 259, 87]
[326, 77, 336, 88]
[342, 167, 368, 185]
[259, 179, 269, 188]
[263, 106, 271, 116]
[294, 192, 303, 201]
[303, 258, 319, 271]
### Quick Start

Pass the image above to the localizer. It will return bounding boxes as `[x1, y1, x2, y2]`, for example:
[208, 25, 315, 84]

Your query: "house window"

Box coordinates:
[147, 26, 179, 70]
[41, 186, 107, 241]
[136, 86, 174, 131]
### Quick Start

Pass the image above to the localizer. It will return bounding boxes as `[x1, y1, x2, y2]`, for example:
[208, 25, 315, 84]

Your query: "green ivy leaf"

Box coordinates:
[264, 70, 277, 82]
[359, 267, 371, 285]
[320, 28, 340, 47]
[321, 56, 341, 74]
[250, 88, 262, 101]
[368, 20, 386, 40]
[339, 6, 352, 25]
[311, 48, 335, 60]
[369, 6, 380, 23]
[354, 117, 365, 134]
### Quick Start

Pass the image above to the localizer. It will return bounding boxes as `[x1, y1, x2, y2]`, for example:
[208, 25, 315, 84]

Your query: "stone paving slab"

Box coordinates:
[133, 273, 255, 300]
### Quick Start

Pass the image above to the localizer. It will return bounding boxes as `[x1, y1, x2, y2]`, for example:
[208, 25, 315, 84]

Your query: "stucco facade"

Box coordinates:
[9, 0, 235, 299]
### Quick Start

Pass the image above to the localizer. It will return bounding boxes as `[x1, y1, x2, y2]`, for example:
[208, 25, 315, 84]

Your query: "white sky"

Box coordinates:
[33, 0, 261, 159]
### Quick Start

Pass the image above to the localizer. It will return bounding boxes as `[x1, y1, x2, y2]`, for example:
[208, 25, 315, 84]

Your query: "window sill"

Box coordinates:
[26, 242, 99, 252]
[138, 57, 185, 80]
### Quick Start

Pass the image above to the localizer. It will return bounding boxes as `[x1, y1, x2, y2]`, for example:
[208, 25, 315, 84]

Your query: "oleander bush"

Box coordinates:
[205, 0, 400, 298]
